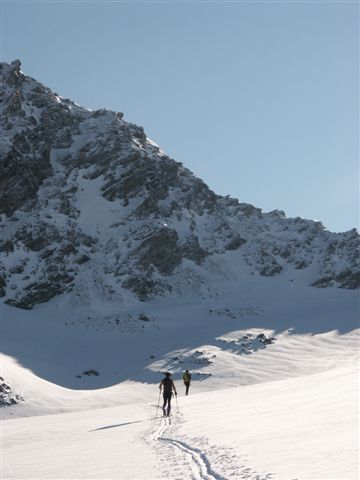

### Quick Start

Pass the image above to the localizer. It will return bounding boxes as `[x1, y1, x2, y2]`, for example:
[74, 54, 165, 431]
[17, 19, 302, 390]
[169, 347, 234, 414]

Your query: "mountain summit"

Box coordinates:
[0, 60, 359, 310]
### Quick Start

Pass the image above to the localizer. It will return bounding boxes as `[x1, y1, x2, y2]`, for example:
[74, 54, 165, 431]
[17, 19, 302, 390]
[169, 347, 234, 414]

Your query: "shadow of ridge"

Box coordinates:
[89, 420, 144, 432]
[2, 289, 358, 390]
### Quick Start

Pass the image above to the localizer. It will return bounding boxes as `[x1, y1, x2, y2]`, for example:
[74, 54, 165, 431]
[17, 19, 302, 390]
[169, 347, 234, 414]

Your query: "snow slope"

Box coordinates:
[2, 365, 358, 479]
[1, 277, 359, 479]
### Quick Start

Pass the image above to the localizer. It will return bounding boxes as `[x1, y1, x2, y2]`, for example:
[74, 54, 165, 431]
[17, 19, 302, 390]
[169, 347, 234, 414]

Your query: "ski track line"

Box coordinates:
[149, 415, 226, 480]
[150, 416, 169, 442]
[145, 414, 276, 480]
[160, 436, 227, 480]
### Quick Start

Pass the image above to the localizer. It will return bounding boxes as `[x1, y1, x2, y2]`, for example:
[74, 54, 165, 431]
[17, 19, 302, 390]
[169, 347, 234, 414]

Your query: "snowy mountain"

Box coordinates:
[1, 60, 359, 480]
[0, 59, 359, 313]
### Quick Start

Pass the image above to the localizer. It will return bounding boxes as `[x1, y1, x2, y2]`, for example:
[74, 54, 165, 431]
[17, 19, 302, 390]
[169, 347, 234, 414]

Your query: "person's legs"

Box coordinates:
[167, 395, 171, 416]
[163, 394, 171, 416]
[185, 382, 190, 395]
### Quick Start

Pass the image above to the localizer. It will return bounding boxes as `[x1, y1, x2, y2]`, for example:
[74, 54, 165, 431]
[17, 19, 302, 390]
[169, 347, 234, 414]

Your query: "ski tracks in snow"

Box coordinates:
[160, 436, 227, 480]
[139, 409, 275, 480]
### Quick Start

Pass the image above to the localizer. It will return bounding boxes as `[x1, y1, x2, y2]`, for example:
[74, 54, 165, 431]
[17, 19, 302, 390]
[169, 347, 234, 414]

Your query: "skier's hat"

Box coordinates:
[165, 372, 171, 377]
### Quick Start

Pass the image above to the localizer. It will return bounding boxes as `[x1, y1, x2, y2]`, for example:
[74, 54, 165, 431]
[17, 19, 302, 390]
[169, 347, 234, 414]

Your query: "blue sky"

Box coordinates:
[1, 0, 358, 232]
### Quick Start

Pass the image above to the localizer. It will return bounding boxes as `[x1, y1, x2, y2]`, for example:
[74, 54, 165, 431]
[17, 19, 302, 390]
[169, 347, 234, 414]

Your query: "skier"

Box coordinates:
[182, 369, 191, 395]
[159, 372, 177, 417]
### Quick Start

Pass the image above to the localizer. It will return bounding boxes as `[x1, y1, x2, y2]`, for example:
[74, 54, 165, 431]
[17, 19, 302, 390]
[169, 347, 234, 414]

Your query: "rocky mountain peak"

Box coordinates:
[0, 61, 359, 310]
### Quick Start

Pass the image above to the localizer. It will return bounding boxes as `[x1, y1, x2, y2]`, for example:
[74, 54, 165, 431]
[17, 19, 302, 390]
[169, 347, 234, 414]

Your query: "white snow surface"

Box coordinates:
[1, 278, 359, 480]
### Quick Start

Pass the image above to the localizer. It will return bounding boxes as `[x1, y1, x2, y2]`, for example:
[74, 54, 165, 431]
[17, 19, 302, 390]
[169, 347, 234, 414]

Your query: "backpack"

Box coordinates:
[162, 377, 173, 394]
[183, 372, 191, 382]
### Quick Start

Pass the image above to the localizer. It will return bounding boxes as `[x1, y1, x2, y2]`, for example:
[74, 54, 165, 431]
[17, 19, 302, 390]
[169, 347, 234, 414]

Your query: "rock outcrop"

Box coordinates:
[0, 376, 24, 407]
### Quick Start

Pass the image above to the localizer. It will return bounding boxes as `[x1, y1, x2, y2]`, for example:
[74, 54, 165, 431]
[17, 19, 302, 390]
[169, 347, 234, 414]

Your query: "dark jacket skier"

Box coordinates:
[159, 372, 177, 416]
[182, 369, 191, 395]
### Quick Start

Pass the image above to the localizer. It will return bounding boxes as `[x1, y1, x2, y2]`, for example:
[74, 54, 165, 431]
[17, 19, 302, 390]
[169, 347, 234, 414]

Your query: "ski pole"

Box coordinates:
[175, 393, 179, 412]
[156, 389, 161, 417]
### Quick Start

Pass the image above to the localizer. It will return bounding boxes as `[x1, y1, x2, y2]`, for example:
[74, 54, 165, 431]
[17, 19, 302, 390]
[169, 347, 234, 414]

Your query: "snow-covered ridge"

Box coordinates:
[0, 59, 359, 310]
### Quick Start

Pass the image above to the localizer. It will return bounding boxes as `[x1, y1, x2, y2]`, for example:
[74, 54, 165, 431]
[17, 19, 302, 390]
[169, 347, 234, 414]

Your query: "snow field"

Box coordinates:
[177, 366, 359, 480]
[2, 403, 158, 480]
[2, 365, 358, 480]
[1, 280, 359, 479]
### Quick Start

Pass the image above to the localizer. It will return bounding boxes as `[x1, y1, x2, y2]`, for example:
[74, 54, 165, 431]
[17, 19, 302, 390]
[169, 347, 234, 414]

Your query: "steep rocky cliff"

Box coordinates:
[0, 60, 359, 309]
